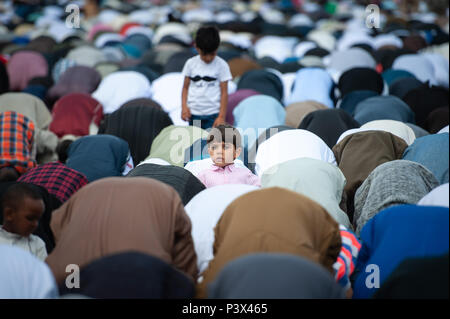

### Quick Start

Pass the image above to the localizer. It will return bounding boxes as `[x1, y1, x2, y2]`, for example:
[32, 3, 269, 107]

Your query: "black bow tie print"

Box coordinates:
[189, 76, 217, 82]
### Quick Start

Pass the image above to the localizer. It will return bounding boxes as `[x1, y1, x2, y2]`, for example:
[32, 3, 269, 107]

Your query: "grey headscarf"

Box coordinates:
[208, 253, 345, 299]
[354, 160, 439, 236]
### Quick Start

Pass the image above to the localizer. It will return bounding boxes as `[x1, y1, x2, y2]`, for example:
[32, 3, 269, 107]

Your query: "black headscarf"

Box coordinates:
[298, 109, 361, 148]
[304, 47, 330, 58]
[374, 254, 449, 299]
[126, 163, 205, 205]
[425, 107, 449, 134]
[389, 77, 423, 99]
[339, 90, 379, 116]
[338, 67, 384, 97]
[237, 69, 284, 102]
[120, 65, 160, 83]
[402, 84, 449, 129]
[163, 50, 195, 74]
[374, 48, 414, 70]
[0, 182, 62, 254]
[98, 104, 173, 165]
[0, 62, 9, 94]
[208, 253, 345, 299]
[120, 97, 163, 110]
[58, 251, 195, 299]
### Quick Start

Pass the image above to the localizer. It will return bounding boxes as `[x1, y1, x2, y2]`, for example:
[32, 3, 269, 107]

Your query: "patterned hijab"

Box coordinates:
[17, 162, 88, 203]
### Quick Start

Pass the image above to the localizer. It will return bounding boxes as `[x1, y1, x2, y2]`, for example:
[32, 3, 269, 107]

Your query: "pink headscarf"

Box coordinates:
[7, 51, 48, 91]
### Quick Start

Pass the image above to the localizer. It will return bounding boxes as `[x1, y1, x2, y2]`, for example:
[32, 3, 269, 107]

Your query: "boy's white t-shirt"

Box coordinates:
[182, 55, 232, 116]
[0, 226, 47, 261]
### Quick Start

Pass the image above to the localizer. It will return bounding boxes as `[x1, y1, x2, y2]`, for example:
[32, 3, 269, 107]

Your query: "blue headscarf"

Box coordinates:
[288, 68, 335, 108]
[402, 133, 449, 184]
[354, 95, 415, 125]
[233, 95, 286, 150]
[66, 135, 130, 182]
[353, 205, 449, 299]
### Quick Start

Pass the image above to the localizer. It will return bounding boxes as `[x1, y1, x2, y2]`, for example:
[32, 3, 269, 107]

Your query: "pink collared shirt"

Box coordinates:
[197, 163, 261, 188]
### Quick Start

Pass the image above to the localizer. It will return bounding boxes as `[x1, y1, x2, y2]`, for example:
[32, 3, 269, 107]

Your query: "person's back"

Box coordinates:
[181, 26, 232, 130]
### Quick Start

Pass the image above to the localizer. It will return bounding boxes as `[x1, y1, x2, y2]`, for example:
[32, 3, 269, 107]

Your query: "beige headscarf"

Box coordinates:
[46, 177, 198, 284]
[0, 93, 57, 163]
[197, 187, 341, 298]
[285, 100, 328, 128]
[0, 92, 51, 129]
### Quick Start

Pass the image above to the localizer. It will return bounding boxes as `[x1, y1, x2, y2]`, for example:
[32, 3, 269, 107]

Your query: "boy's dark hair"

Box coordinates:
[195, 26, 220, 54]
[207, 124, 242, 149]
[1, 182, 43, 213]
[0, 167, 19, 182]
[56, 139, 74, 164]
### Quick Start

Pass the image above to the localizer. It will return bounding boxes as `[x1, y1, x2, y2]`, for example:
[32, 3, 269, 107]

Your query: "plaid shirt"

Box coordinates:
[0, 111, 36, 174]
[18, 161, 88, 203]
[333, 225, 362, 290]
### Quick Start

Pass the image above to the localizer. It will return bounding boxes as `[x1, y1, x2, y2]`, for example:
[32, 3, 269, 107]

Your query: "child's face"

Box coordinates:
[4, 197, 45, 237]
[208, 142, 241, 167]
[197, 48, 217, 64]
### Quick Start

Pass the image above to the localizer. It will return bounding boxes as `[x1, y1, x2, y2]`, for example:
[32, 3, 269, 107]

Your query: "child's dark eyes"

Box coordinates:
[26, 216, 38, 222]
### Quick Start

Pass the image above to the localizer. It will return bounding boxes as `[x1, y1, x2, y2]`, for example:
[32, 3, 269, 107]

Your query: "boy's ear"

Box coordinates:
[235, 147, 242, 158]
[3, 207, 14, 222]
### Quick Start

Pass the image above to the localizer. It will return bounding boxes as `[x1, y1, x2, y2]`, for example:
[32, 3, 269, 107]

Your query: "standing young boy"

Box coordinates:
[181, 26, 232, 130]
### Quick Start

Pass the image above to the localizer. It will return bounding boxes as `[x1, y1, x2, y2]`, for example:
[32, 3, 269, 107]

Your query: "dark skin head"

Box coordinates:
[2, 196, 45, 237]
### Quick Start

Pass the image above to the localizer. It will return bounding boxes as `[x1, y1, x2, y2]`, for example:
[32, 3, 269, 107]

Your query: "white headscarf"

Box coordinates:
[293, 41, 317, 58]
[281, 72, 297, 106]
[184, 184, 259, 277]
[150, 72, 185, 122]
[392, 54, 437, 85]
[326, 48, 376, 76]
[66, 46, 107, 68]
[361, 120, 417, 145]
[92, 71, 153, 114]
[255, 129, 336, 176]
[0, 245, 58, 299]
[422, 53, 449, 88]
[373, 34, 403, 49]
[438, 126, 449, 134]
[153, 22, 191, 45]
[254, 36, 298, 64]
[261, 158, 351, 228]
[418, 183, 449, 208]
[307, 30, 336, 52]
[337, 31, 373, 51]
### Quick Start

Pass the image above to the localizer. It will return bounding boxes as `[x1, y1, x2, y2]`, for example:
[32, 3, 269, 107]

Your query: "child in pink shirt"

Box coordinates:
[197, 124, 260, 188]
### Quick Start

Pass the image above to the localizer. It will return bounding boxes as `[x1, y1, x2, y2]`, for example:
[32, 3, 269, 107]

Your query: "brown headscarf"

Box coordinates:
[285, 100, 328, 128]
[332, 131, 408, 222]
[197, 187, 341, 298]
[45, 177, 198, 284]
[228, 57, 262, 79]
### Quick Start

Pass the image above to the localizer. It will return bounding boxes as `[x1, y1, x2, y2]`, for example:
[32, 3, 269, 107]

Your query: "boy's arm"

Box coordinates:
[181, 76, 191, 121]
[213, 81, 228, 127]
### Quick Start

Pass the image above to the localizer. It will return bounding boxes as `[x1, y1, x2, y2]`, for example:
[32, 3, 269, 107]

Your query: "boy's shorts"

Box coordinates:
[189, 113, 219, 130]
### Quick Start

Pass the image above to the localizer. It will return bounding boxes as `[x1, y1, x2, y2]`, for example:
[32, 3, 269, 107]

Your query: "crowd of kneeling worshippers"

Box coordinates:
[0, 0, 448, 299]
